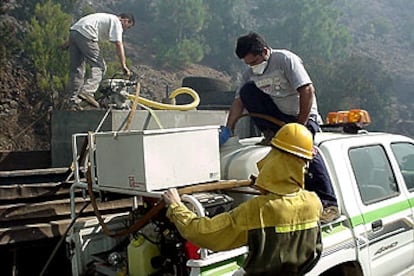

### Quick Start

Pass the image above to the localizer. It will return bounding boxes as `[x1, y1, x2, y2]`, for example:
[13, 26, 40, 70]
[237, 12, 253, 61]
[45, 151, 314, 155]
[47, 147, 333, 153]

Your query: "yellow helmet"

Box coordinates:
[271, 123, 313, 160]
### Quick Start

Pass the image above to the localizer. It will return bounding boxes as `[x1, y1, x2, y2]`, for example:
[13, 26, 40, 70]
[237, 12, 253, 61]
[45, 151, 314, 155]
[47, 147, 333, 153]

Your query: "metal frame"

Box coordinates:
[68, 131, 246, 275]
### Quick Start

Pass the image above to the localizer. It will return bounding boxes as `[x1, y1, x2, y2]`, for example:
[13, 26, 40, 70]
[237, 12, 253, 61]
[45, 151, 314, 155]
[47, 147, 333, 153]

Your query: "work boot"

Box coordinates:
[79, 91, 100, 108]
[320, 205, 340, 223]
[256, 129, 275, 146]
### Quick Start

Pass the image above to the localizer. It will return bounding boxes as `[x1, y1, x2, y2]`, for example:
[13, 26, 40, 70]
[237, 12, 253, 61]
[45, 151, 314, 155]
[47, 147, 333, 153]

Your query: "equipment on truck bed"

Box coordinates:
[65, 107, 414, 276]
[97, 73, 200, 111]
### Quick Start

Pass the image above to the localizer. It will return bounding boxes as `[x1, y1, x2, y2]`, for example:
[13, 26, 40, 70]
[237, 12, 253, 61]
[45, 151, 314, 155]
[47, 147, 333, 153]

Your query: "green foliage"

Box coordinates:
[79, 4, 95, 18]
[157, 38, 204, 67]
[316, 55, 394, 130]
[5, 0, 402, 134]
[201, 0, 252, 71]
[151, 0, 207, 67]
[361, 17, 392, 39]
[369, 18, 392, 37]
[52, 0, 78, 13]
[24, 0, 71, 107]
[253, 0, 352, 62]
[238, 0, 396, 130]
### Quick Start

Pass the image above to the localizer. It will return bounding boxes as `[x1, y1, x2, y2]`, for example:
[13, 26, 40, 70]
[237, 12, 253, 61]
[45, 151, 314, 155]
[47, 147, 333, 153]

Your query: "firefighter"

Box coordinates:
[163, 123, 322, 275]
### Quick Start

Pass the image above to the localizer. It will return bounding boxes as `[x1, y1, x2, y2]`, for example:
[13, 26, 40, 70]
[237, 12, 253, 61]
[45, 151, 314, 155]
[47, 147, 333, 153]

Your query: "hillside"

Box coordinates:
[1, 0, 413, 153]
[0, 51, 231, 152]
[340, 0, 413, 91]
[0, 57, 50, 151]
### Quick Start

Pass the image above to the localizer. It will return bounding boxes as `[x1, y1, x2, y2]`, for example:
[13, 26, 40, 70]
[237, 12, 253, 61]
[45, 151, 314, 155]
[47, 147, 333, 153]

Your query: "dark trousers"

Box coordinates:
[240, 82, 337, 207]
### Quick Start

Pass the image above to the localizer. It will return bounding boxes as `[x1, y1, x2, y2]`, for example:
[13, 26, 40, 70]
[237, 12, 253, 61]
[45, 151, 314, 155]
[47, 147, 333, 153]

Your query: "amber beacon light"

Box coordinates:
[326, 109, 371, 125]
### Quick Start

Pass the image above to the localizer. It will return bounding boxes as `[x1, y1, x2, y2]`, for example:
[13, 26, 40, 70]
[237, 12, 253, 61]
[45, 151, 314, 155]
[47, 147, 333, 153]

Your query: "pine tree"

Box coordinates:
[25, 0, 71, 108]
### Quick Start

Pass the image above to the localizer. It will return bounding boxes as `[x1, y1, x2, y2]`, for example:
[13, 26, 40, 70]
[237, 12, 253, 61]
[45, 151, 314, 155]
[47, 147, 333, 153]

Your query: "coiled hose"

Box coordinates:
[127, 87, 200, 111]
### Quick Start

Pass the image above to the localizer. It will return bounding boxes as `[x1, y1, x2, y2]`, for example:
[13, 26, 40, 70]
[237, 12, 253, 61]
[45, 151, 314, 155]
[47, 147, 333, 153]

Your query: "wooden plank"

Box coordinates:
[0, 182, 69, 200]
[0, 167, 68, 177]
[0, 168, 69, 185]
[0, 197, 133, 223]
[0, 168, 135, 246]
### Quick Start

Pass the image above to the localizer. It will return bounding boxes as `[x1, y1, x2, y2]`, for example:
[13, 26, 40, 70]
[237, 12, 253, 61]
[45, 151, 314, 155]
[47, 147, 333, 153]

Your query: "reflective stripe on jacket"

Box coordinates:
[167, 190, 322, 275]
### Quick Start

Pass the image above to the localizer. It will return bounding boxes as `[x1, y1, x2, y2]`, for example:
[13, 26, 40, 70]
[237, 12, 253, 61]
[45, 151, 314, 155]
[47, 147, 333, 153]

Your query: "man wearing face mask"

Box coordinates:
[225, 31, 320, 143]
[221, 32, 339, 223]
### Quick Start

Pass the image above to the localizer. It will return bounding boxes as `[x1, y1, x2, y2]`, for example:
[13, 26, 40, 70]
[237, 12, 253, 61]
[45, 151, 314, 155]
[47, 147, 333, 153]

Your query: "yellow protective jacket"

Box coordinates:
[167, 149, 323, 275]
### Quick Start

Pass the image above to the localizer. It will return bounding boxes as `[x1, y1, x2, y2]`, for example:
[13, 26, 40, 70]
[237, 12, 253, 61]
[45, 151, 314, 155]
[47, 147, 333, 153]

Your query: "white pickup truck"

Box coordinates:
[220, 121, 414, 276]
[68, 109, 414, 276]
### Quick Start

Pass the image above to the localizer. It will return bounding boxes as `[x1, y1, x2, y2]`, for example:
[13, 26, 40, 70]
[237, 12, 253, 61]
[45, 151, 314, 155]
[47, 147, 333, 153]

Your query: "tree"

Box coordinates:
[201, 0, 252, 72]
[151, 0, 207, 67]
[253, 0, 351, 63]
[317, 55, 394, 130]
[24, 0, 71, 109]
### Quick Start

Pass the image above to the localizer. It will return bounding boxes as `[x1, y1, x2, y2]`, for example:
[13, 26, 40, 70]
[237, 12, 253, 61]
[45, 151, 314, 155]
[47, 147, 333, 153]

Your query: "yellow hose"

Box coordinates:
[127, 87, 200, 111]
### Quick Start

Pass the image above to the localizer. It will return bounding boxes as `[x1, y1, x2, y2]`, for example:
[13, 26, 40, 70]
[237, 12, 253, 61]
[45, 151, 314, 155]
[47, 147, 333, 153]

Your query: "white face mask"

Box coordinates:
[250, 60, 268, 75]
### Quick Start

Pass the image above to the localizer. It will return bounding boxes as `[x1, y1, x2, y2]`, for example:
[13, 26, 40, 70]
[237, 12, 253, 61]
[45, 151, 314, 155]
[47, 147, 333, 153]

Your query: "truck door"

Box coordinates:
[390, 141, 414, 203]
[390, 142, 414, 260]
[349, 145, 414, 276]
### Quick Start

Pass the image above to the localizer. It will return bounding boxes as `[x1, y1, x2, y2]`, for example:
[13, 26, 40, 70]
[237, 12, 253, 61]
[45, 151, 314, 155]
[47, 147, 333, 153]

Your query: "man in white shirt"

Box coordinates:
[67, 13, 134, 110]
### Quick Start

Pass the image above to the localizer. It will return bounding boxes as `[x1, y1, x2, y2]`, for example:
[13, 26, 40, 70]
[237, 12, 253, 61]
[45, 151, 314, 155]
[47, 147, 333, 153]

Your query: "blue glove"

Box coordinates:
[219, 126, 231, 145]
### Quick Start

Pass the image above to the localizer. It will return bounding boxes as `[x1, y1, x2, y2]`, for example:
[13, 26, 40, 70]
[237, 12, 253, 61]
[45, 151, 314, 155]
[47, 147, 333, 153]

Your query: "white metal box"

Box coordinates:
[94, 126, 221, 192]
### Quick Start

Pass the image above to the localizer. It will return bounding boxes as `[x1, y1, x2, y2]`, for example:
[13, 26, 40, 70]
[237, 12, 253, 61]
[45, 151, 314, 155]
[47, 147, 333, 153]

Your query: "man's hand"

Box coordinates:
[219, 126, 231, 145]
[163, 188, 182, 206]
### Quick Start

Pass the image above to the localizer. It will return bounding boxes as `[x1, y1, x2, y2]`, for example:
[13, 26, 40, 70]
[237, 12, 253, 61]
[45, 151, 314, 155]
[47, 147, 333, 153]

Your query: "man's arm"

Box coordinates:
[163, 188, 247, 251]
[297, 83, 314, 125]
[226, 97, 244, 133]
[114, 41, 130, 76]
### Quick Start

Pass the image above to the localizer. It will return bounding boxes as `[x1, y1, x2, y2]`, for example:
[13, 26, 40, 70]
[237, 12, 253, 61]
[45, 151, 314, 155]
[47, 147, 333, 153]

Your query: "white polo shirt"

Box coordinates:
[70, 13, 123, 42]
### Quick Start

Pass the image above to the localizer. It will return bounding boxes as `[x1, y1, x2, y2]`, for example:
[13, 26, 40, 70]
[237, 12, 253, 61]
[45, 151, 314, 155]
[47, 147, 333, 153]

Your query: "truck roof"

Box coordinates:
[314, 130, 413, 146]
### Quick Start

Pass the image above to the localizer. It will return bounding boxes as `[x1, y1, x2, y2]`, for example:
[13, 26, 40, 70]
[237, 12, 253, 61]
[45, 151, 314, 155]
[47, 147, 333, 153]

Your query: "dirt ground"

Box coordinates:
[0, 58, 50, 151]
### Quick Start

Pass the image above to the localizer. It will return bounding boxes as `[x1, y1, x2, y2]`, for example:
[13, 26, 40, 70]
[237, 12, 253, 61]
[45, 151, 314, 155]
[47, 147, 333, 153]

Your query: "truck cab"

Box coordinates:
[312, 130, 414, 275]
[220, 110, 414, 275]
